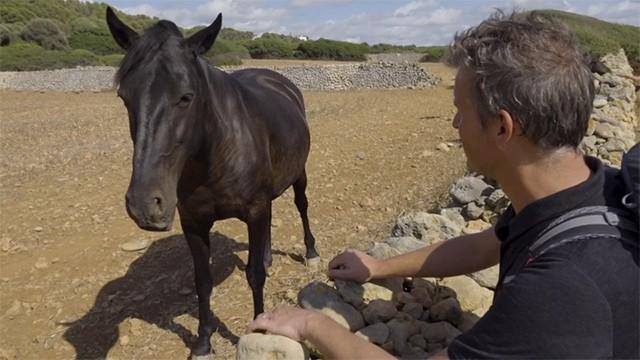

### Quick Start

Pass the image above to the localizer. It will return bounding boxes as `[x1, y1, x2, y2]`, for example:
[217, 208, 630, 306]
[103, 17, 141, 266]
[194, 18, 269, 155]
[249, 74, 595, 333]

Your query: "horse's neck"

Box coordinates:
[195, 59, 244, 164]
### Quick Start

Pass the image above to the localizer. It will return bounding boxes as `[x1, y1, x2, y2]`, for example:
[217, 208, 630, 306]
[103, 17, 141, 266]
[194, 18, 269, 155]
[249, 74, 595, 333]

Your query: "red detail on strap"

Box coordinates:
[525, 256, 535, 266]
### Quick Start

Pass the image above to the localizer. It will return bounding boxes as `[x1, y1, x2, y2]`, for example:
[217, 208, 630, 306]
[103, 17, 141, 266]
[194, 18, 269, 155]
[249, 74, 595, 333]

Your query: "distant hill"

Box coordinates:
[0, 2, 637, 73]
[535, 10, 640, 72]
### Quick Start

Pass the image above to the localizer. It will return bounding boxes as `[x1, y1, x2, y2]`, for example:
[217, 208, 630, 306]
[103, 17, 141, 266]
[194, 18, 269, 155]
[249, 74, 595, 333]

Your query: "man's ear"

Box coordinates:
[494, 109, 517, 149]
[186, 13, 222, 55]
[106, 6, 139, 50]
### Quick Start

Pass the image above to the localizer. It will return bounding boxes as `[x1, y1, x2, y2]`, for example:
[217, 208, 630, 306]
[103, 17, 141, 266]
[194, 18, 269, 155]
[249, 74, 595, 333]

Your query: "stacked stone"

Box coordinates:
[231, 62, 441, 90]
[0, 62, 440, 92]
[582, 49, 638, 166]
[366, 53, 424, 63]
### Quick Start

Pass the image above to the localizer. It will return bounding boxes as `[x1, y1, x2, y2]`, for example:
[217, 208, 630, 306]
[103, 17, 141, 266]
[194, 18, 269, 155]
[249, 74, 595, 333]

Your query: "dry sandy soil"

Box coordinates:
[0, 63, 465, 359]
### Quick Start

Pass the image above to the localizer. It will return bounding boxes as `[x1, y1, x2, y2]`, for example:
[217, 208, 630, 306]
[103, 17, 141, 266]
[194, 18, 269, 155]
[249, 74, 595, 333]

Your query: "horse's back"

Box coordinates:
[231, 68, 305, 117]
[230, 68, 310, 194]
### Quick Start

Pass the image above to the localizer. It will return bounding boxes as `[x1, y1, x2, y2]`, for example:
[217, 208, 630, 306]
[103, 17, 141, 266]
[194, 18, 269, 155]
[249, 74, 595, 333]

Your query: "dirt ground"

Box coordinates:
[0, 63, 465, 359]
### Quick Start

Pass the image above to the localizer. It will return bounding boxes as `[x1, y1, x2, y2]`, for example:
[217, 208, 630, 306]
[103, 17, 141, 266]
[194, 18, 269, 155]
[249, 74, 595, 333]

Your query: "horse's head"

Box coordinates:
[106, 7, 222, 231]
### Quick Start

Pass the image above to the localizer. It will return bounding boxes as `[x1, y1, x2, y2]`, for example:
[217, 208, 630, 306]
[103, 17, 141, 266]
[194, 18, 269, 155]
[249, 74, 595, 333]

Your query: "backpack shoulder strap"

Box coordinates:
[501, 206, 638, 287]
[530, 205, 638, 258]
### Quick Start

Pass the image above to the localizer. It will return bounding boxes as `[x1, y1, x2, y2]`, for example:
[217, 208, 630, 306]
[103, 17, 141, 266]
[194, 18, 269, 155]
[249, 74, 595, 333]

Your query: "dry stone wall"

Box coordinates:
[0, 62, 439, 92]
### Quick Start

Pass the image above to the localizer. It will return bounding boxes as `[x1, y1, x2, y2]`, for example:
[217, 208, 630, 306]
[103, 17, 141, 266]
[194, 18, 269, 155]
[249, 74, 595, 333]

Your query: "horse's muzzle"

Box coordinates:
[125, 191, 175, 232]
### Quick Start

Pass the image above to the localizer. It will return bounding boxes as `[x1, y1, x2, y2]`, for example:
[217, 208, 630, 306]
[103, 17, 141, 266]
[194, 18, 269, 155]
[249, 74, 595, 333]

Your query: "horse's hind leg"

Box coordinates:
[246, 202, 271, 318]
[293, 170, 320, 262]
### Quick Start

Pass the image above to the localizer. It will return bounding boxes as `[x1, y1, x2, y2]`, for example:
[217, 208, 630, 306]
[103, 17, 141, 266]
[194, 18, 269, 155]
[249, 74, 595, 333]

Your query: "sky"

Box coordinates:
[103, 0, 640, 46]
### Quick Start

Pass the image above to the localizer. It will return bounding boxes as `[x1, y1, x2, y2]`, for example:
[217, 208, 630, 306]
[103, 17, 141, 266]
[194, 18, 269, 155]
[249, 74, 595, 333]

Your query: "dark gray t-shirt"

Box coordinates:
[448, 157, 639, 359]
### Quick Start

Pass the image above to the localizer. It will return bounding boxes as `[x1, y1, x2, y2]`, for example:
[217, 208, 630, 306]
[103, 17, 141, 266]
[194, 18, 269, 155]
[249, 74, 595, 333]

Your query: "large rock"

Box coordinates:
[468, 265, 499, 289]
[462, 219, 492, 235]
[367, 242, 401, 260]
[385, 236, 427, 253]
[355, 322, 390, 345]
[420, 321, 462, 344]
[429, 297, 463, 325]
[439, 207, 465, 229]
[392, 212, 461, 244]
[298, 281, 341, 309]
[387, 318, 420, 355]
[463, 202, 484, 220]
[362, 299, 398, 324]
[438, 276, 493, 316]
[298, 281, 365, 331]
[334, 280, 394, 308]
[450, 177, 491, 204]
[236, 333, 309, 360]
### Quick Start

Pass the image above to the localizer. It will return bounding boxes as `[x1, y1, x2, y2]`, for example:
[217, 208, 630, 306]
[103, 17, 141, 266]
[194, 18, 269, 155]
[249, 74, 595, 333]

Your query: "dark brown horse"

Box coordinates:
[106, 7, 319, 356]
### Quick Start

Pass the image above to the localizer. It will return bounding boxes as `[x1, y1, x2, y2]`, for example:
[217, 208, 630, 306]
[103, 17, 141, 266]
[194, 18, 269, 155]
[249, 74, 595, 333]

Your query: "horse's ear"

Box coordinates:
[106, 6, 139, 50]
[186, 13, 222, 56]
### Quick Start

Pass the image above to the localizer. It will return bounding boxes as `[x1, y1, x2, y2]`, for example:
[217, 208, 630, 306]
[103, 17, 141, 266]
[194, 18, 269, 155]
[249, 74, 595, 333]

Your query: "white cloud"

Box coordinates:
[393, 0, 437, 16]
[587, 0, 640, 26]
[291, 0, 352, 6]
[121, 0, 289, 33]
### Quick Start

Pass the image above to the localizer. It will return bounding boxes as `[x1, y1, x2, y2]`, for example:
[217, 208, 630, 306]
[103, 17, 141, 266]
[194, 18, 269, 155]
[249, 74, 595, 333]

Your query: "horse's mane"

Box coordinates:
[115, 20, 183, 86]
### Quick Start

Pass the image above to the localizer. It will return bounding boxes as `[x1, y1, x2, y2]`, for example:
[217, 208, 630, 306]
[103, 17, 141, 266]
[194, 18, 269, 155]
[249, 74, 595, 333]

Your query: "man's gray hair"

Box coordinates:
[447, 11, 595, 149]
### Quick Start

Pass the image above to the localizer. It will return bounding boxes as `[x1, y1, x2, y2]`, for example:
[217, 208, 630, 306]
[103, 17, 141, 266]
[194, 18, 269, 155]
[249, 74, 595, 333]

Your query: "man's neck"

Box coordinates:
[497, 149, 592, 214]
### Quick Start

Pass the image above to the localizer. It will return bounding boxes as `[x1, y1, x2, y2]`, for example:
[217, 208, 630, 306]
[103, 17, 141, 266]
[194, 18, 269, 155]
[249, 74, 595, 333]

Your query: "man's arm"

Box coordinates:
[249, 306, 394, 359]
[304, 311, 395, 359]
[329, 227, 501, 282]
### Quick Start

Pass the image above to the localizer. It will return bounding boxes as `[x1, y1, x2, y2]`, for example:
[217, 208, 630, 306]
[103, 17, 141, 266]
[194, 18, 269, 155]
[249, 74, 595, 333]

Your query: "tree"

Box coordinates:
[21, 18, 68, 50]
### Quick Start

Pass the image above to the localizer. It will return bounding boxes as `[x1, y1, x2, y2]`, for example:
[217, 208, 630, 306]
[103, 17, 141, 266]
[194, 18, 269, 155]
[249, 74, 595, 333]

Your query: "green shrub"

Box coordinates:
[70, 17, 98, 33]
[0, 23, 15, 46]
[98, 53, 124, 67]
[210, 53, 243, 66]
[245, 38, 296, 59]
[295, 38, 368, 61]
[370, 43, 418, 53]
[419, 46, 447, 62]
[204, 38, 250, 59]
[0, 5, 35, 24]
[21, 17, 68, 50]
[0, 43, 101, 71]
[69, 25, 122, 55]
[220, 28, 254, 41]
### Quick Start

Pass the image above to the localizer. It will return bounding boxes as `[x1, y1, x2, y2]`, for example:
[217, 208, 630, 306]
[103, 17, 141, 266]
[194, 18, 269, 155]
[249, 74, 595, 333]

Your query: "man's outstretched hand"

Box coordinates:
[328, 249, 381, 283]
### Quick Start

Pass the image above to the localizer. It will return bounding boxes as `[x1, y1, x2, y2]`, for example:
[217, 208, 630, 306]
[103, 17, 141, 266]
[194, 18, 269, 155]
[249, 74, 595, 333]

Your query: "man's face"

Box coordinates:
[452, 66, 496, 176]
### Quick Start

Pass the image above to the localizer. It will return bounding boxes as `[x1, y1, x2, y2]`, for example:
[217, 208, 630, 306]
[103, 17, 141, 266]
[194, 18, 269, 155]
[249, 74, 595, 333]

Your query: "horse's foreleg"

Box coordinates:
[182, 219, 216, 356]
[293, 170, 320, 261]
[246, 202, 271, 318]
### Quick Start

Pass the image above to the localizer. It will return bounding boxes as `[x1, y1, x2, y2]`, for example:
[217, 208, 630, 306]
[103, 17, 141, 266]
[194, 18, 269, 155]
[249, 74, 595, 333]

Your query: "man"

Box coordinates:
[249, 11, 640, 359]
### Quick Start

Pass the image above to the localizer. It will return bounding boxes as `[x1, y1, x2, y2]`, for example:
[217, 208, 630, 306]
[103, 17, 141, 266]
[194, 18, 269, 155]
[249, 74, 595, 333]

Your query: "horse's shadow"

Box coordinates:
[63, 231, 295, 359]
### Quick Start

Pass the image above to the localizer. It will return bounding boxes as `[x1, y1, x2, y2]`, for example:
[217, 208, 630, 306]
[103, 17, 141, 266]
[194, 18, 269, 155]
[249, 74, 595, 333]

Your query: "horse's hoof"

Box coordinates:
[304, 256, 321, 271]
[191, 353, 214, 360]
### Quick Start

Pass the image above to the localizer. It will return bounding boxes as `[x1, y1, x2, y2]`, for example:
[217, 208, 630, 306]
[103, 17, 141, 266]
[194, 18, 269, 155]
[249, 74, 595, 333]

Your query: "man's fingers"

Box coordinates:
[248, 315, 271, 332]
[328, 252, 346, 270]
[328, 268, 351, 280]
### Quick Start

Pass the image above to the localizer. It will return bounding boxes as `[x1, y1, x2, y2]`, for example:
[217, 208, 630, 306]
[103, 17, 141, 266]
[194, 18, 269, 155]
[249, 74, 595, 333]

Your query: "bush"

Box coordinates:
[69, 25, 122, 55]
[21, 17, 67, 50]
[220, 28, 254, 41]
[419, 46, 447, 62]
[98, 53, 124, 67]
[245, 38, 296, 59]
[203, 38, 250, 59]
[0, 24, 14, 46]
[0, 5, 35, 24]
[0, 43, 101, 71]
[210, 53, 243, 66]
[295, 38, 368, 61]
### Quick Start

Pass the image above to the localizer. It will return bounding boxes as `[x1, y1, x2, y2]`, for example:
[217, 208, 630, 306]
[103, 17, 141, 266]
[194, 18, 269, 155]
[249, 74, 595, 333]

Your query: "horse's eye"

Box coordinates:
[178, 93, 194, 107]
